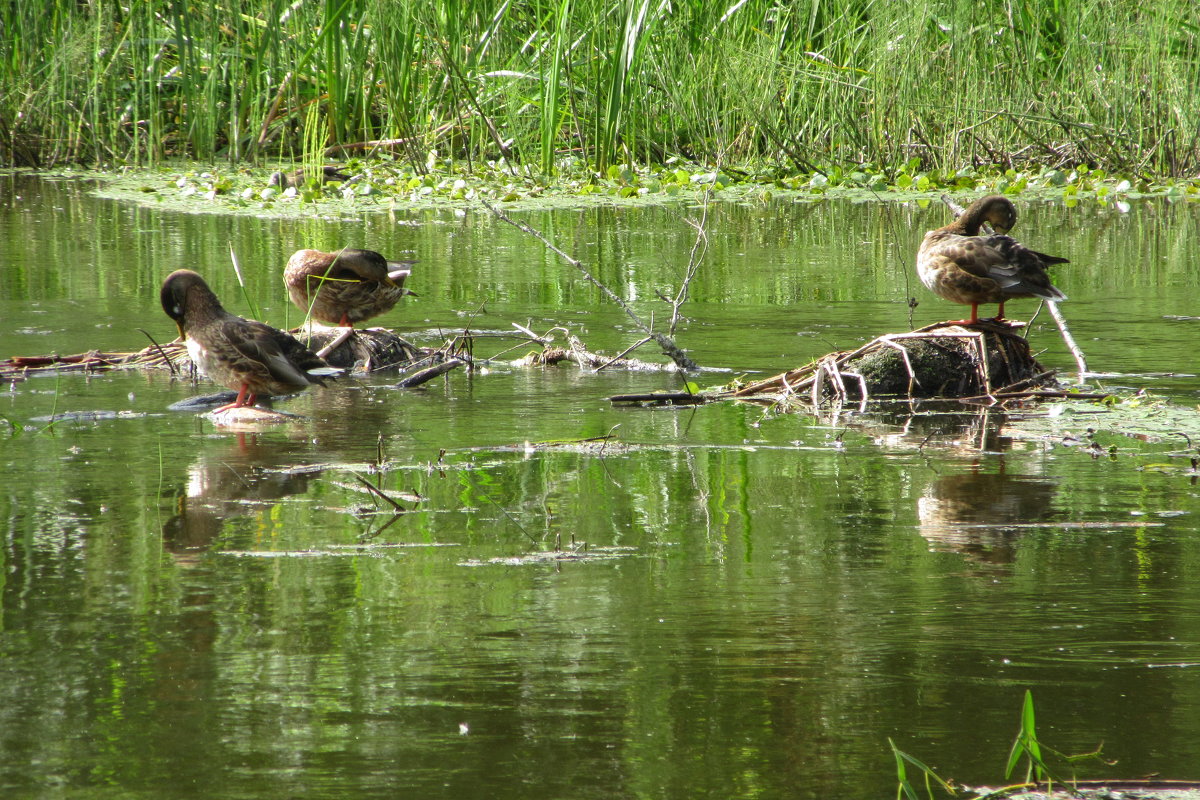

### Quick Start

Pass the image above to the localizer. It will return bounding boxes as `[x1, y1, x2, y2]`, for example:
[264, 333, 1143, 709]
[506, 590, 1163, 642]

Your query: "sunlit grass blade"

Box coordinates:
[889, 738, 955, 800]
[1005, 689, 1062, 789]
[228, 243, 261, 321]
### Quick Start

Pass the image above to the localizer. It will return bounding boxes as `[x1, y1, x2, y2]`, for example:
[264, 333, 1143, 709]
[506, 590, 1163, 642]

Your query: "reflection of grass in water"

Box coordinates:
[227, 244, 260, 322]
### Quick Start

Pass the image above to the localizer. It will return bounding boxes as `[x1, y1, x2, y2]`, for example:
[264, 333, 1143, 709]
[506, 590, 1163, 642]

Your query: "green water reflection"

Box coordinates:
[2, 174, 1200, 799]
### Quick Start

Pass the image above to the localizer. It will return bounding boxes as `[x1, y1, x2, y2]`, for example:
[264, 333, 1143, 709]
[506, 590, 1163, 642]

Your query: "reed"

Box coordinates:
[2, 0, 1197, 177]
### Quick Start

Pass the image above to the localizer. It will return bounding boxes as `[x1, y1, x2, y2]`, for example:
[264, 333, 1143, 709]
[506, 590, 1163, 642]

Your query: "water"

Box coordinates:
[2, 174, 1200, 799]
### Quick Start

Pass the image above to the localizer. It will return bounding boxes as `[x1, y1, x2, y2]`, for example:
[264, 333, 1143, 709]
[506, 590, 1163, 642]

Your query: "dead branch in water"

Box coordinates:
[395, 358, 464, 388]
[510, 335, 678, 372]
[480, 197, 700, 372]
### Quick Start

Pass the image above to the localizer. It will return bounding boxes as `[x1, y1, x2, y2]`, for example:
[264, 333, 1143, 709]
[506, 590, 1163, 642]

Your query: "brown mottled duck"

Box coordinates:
[268, 165, 351, 189]
[284, 248, 414, 328]
[161, 269, 339, 412]
[917, 195, 1067, 324]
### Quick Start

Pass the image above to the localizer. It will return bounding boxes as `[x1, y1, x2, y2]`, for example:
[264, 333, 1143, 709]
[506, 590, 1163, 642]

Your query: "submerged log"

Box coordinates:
[727, 321, 1060, 406]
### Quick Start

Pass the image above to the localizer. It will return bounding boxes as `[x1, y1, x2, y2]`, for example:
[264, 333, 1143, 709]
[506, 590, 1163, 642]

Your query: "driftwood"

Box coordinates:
[725, 321, 1061, 408]
[290, 324, 421, 371]
[608, 391, 707, 406]
[511, 335, 680, 372]
[1, 327, 425, 382]
[395, 358, 464, 388]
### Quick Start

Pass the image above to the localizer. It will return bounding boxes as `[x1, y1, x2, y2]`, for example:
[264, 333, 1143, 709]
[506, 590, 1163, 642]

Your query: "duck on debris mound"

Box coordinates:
[917, 195, 1067, 325]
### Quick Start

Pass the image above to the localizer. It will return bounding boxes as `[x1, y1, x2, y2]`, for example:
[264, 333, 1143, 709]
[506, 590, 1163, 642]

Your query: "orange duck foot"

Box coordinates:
[213, 386, 258, 413]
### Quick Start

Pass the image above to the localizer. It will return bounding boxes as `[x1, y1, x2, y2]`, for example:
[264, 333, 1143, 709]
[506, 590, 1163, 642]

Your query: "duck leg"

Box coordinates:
[948, 303, 981, 326]
[213, 383, 255, 413]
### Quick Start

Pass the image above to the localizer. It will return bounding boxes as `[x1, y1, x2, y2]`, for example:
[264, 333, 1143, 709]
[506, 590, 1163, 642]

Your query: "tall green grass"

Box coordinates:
[1, 0, 1198, 176]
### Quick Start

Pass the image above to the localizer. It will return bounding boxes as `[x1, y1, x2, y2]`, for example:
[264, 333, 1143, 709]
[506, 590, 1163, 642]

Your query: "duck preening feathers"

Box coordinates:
[284, 248, 414, 328]
[917, 195, 1067, 324]
[161, 269, 339, 412]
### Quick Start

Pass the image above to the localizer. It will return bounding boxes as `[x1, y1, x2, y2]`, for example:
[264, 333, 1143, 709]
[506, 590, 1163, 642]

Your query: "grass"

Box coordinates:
[891, 690, 1112, 800]
[2, 1, 1199, 179]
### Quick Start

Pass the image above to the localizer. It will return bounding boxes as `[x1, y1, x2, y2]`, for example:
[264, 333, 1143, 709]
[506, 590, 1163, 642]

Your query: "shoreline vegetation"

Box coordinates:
[3, 1, 1199, 199]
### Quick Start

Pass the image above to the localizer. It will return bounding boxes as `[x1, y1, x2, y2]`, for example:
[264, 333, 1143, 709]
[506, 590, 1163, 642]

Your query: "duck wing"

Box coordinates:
[227, 319, 335, 387]
[975, 235, 1068, 300]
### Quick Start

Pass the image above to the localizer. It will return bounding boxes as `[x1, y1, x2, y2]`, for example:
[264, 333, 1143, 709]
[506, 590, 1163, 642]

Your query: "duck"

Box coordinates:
[284, 247, 414, 328]
[916, 195, 1068, 324]
[161, 269, 339, 412]
[267, 165, 351, 189]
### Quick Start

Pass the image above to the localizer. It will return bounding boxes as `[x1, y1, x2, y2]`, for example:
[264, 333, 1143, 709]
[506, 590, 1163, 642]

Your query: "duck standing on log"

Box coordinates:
[161, 269, 339, 412]
[917, 195, 1068, 325]
[284, 248, 414, 328]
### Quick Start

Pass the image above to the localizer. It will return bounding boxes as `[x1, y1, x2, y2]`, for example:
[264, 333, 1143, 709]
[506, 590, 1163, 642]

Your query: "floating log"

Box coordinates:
[608, 391, 706, 405]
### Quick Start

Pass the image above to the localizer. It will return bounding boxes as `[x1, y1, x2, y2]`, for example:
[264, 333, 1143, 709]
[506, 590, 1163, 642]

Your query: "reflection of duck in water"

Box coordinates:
[267, 165, 351, 189]
[161, 269, 339, 412]
[917, 469, 1058, 565]
[917, 196, 1068, 324]
[162, 435, 318, 560]
[284, 248, 414, 328]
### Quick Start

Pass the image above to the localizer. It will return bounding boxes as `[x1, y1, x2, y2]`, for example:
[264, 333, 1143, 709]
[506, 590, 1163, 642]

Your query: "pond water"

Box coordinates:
[1, 173, 1199, 799]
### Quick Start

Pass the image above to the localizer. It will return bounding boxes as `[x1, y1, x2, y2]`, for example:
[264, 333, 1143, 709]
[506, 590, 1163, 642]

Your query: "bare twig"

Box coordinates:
[480, 198, 699, 372]
[510, 321, 552, 344]
[595, 336, 653, 372]
[1046, 300, 1088, 380]
[352, 473, 406, 512]
[315, 327, 354, 360]
[136, 328, 179, 377]
[670, 187, 712, 335]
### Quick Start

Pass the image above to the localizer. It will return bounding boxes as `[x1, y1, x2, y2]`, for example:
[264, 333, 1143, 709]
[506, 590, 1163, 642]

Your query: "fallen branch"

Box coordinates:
[395, 358, 464, 388]
[607, 391, 707, 405]
[480, 198, 699, 372]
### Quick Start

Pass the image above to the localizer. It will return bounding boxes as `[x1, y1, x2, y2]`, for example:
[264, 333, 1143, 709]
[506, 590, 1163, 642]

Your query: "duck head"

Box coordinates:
[161, 269, 225, 338]
[959, 195, 1018, 235]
